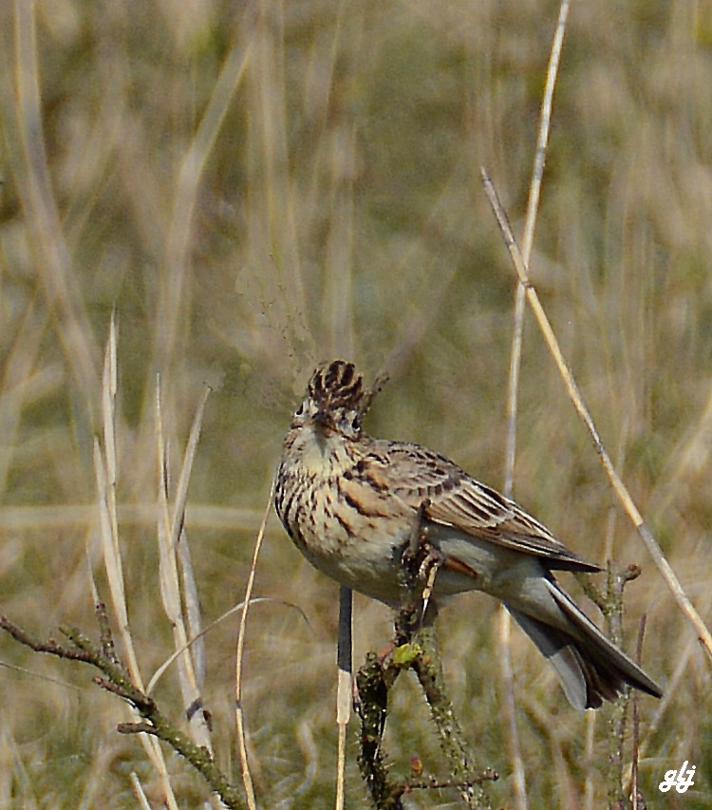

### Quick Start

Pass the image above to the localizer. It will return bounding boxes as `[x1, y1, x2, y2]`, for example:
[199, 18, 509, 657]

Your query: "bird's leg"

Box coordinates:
[399, 498, 445, 627]
[406, 498, 431, 558]
[419, 542, 445, 622]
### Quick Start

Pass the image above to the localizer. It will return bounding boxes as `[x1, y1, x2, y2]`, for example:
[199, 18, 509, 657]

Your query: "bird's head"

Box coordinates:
[292, 360, 370, 440]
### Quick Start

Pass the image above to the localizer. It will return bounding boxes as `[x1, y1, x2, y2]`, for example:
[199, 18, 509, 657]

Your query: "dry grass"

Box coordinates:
[1, 1, 711, 807]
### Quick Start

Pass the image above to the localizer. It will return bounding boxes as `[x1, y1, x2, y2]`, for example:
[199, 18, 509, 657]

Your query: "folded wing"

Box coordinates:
[368, 440, 599, 572]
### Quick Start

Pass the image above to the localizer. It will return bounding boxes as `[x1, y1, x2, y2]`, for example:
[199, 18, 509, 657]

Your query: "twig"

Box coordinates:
[95, 601, 119, 665]
[409, 625, 495, 809]
[480, 167, 712, 663]
[0, 615, 246, 809]
[599, 563, 635, 808]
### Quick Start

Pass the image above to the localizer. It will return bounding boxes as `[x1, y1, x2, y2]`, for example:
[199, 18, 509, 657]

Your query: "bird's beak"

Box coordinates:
[313, 409, 329, 428]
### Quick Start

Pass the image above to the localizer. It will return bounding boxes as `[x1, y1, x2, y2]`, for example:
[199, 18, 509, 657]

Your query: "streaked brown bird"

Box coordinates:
[275, 359, 662, 709]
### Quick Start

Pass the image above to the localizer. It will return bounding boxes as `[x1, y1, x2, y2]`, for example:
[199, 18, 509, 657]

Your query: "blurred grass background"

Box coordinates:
[1, 0, 711, 807]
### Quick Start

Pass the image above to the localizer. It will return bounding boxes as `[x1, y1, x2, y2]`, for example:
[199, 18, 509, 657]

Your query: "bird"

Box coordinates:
[275, 359, 662, 709]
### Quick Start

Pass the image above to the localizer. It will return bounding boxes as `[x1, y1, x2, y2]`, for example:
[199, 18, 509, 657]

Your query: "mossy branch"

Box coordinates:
[355, 505, 497, 809]
[0, 606, 245, 810]
[576, 562, 645, 810]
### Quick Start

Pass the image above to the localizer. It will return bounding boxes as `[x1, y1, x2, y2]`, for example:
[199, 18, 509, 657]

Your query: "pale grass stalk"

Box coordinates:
[0, 503, 265, 532]
[155, 37, 252, 372]
[129, 772, 153, 810]
[523, 697, 576, 808]
[102, 315, 120, 578]
[335, 585, 353, 810]
[235, 477, 276, 810]
[0, 660, 81, 692]
[0, 300, 48, 494]
[498, 6, 570, 808]
[327, 42, 356, 800]
[505, 0, 571, 495]
[95, 324, 179, 810]
[11, 1, 97, 397]
[481, 167, 712, 661]
[295, 719, 319, 798]
[496, 607, 526, 806]
[6, 735, 40, 810]
[252, 3, 312, 361]
[651, 384, 712, 518]
[154, 380, 213, 753]
[324, 119, 356, 359]
[583, 709, 596, 810]
[148, 596, 300, 694]
[168, 385, 212, 688]
[179, 530, 207, 686]
[623, 588, 712, 793]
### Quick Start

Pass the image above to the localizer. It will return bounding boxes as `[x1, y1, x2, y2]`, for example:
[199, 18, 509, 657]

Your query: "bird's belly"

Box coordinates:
[302, 543, 405, 605]
[293, 509, 410, 605]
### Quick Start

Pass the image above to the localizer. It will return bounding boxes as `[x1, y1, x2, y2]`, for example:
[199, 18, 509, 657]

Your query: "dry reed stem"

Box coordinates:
[496, 608, 526, 807]
[328, 10, 356, 798]
[335, 585, 352, 810]
[235, 477, 276, 810]
[96, 321, 179, 810]
[172, 387, 214, 693]
[148, 596, 303, 695]
[129, 772, 153, 810]
[481, 168, 712, 663]
[623, 583, 712, 793]
[0, 299, 48, 494]
[155, 34, 252, 374]
[498, 5, 570, 808]
[0, 504, 266, 532]
[11, 1, 98, 398]
[630, 616, 646, 810]
[155, 380, 214, 755]
[583, 709, 596, 810]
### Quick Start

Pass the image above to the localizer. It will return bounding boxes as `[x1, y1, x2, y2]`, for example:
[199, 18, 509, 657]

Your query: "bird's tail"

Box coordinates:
[507, 579, 662, 710]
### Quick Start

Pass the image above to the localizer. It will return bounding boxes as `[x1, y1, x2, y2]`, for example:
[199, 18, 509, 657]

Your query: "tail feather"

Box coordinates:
[508, 580, 662, 710]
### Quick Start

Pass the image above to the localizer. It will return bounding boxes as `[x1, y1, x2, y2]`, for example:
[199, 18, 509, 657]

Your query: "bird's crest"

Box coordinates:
[308, 360, 366, 411]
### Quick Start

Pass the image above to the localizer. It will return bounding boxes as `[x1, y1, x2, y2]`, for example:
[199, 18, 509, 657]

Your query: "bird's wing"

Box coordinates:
[365, 441, 599, 572]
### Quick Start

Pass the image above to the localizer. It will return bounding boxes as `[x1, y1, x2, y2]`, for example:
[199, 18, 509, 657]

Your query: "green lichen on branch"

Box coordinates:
[354, 504, 497, 809]
[0, 609, 245, 810]
[576, 561, 644, 810]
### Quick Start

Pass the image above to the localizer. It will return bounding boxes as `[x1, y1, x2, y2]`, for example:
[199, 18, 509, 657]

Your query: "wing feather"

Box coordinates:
[367, 440, 599, 572]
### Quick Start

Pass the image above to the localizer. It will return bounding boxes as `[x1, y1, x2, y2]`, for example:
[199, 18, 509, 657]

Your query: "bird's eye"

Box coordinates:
[351, 415, 360, 431]
[294, 403, 304, 418]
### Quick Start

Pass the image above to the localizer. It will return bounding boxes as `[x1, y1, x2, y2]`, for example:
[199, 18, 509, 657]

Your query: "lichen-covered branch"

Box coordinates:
[355, 504, 496, 809]
[355, 653, 403, 809]
[577, 562, 643, 809]
[0, 610, 245, 810]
